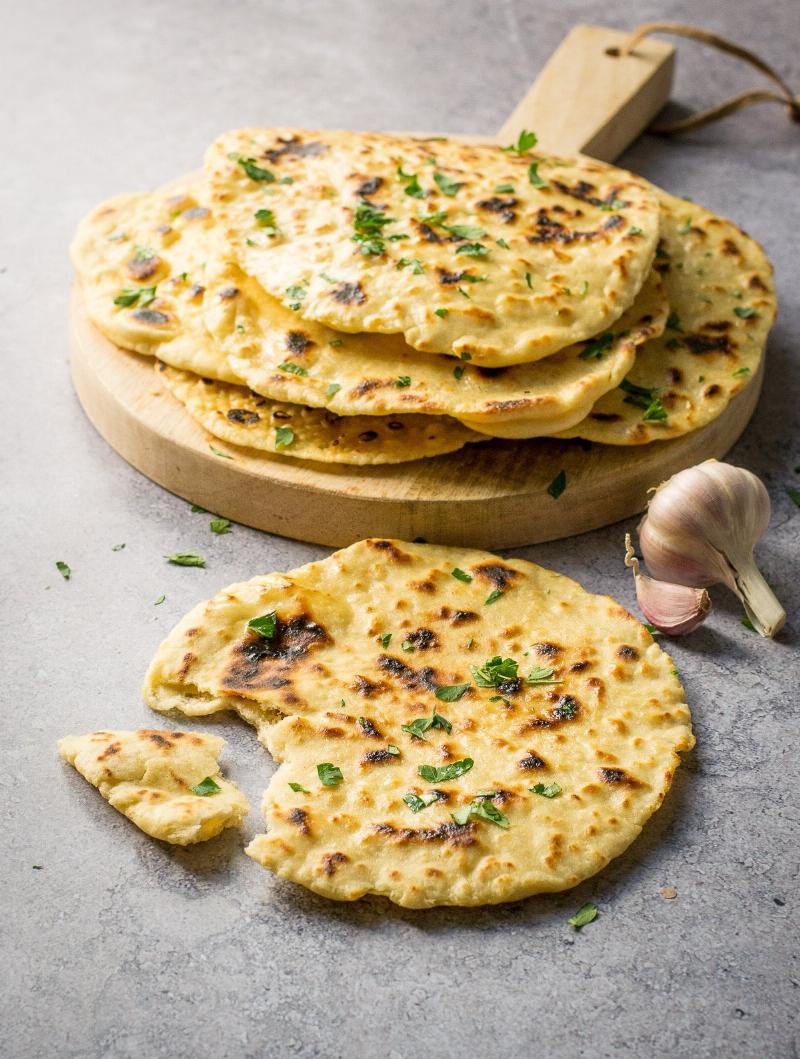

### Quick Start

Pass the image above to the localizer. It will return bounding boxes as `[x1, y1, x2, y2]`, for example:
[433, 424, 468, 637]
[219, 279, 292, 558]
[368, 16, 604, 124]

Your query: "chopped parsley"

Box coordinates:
[191, 776, 222, 796]
[237, 156, 275, 182]
[435, 683, 471, 702]
[600, 198, 627, 212]
[153, 595, 166, 606]
[472, 655, 518, 687]
[787, 488, 800, 508]
[397, 257, 425, 274]
[433, 172, 463, 197]
[629, 226, 643, 236]
[547, 470, 567, 499]
[401, 639, 414, 651]
[209, 444, 234, 459]
[379, 632, 392, 648]
[453, 365, 465, 380]
[495, 237, 510, 249]
[401, 712, 452, 740]
[254, 208, 278, 231]
[418, 758, 474, 783]
[329, 339, 343, 348]
[530, 782, 562, 798]
[326, 383, 341, 398]
[317, 762, 343, 787]
[578, 280, 589, 297]
[456, 242, 488, 258]
[190, 503, 207, 513]
[579, 332, 613, 360]
[248, 612, 277, 638]
[568, 902, 598, 929]
[732, 366, 751, 378]
[394, 375, 412, 388]
[741, 616, 756, 632]
[352, 203, 397, 255]
[502, 129, 538, 154]
[112, 543, 125, 551]
[289, 782, 310, 793]
[434, 308, 448, 318]
[525, 272, 533, 289]
[55, 561, 71, 580]
[494, 183, 515, 194]
[278, 361, 308, 376]
[397, 165, 425, 199]
[386, 744, 400, 756]
[620, 378, 656, 408]
[451, 567, 472, 583]
[209, 518, 231, 534]
[403, 791, 441, 813]
[285, 284, 306, 310]
[113, 285, 157, 308]
[164, 552, 205, 567]
[678, 218, 692, 235]
[484, 589, 503, 605]
[444, 223, 486, 241]
[452, 796, 510, 828]
[275, 426, 295, 448]
[666, 311, 683, 332]
[642, 398, 668, 423]
[734, 306, 756, 319]
[528, 162, 548, 189]
[526, 665, 562, 686]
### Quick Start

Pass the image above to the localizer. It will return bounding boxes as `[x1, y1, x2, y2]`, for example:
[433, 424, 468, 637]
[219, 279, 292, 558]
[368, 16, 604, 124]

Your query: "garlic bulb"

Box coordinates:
[624, 535, 711, 635]
[639, 460, 786, 638]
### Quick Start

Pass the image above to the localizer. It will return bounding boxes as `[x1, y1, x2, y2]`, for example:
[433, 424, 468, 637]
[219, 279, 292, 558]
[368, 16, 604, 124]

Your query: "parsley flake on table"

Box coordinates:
[153, 595, 166, 606]
[165, 552, 206, 567]
[317, 762, 343, 787]
[55, 561, 71, 580]
[547, 470, 567, 499]
[418, 758, 474, 783]
[248, 612, 277, 638]
[787, 488, 800, 508]
[192, 777, 221, 796]
[111, 543, 125, 552]
[568, 901, 598, 929]
[209, 518, 231, 535]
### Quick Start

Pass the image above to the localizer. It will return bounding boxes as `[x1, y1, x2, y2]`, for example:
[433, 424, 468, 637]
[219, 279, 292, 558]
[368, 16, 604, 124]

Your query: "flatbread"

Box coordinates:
[156, 363, 481, 464]
[205, 128, 660, 365]
[206, 261, 667, 439]
[70, 184, 243, 383]
[58, 729, 249, 845]
[144, 539, 694, 907]
[559, 188, 776, 444]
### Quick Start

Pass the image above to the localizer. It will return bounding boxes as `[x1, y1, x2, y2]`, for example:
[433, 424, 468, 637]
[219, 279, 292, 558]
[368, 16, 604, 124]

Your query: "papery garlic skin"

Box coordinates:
[639, 460, 785, 638]
[624, 535, 712, 636]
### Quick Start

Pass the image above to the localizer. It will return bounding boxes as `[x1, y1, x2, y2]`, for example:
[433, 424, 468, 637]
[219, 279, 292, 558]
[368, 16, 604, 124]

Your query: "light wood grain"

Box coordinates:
[498, 25, 675, 160]
[69, 287, 763, 549]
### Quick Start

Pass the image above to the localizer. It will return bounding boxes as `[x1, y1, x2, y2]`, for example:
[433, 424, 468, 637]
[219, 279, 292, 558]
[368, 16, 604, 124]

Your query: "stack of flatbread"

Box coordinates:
[71, 129, 776, 465]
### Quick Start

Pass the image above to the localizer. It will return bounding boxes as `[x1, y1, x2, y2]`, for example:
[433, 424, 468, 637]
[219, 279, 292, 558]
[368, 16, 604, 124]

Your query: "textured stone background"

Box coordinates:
[2, 1, 798, 1056]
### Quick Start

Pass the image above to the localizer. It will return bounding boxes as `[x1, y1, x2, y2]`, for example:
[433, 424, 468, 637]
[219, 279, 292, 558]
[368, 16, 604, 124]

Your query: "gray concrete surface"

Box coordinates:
[2, 1, 798, 1056]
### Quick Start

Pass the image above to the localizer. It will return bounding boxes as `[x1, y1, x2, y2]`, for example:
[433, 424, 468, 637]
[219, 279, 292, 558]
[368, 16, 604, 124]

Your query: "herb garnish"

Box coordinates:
[530, 782, 562, 798]
[403, 791, 441, 813]
[397, 165, 425, 199]
[472, 655, 518, 687]
[352, 203, 397, 256]
[456, 242, 488, 258]
[452, 796, 510, 828]
[210, 518, 231, 534]
[502, 129, 537, 154]
[579, 332, 613, 360]
[278, 361, 308, 376]
[732, 366, 751, 378]
[734, 306, 756, 319]
[495, 237, 510, 249]
[666, 311, 683, 332]
[209, 444, 234, 459]
[114, 285, 157, 308]
[435, 683, 471, 702]
[434, 308, 448, 318]
[528, 162, 548, 189]
[525, 271, 533, 289]
[387, 744, 400, 756]
[787, 488, 800, 508]
[568, 902, 598, 929]
[397, 257, 425, 274]
[494, 183, 515, 194]
[326, 383, 341, 398]
[444, 223, 486, 240]
[620, 378, 656, 407]
[548, 470, 567, 499]
[275, 426, 295, 448]
[285, 284, 306, 310]
[111, 543, 125, 551]
[379, 632, 392, 648]
[153, 595, 166, 606]
[395, 375, 412, 388]
[164, 552, 205, 567]
[190, 503, 207, 513]
[55, 561, 71, 580]
[254, 208, 278, 233]
[237, 157, 275, 182]
[317, 762, 343, 787]
[629, 226, 643, 236]
[678, 218, 692, 235]
[526, 665, 562, 686]
[741, 616, 756, 632]
[192, 777, 222, 796]
[484, 590, 503, 605]
[418, 758, 474, 783]
[401, 712, 452, 740]
[289, 782, 310, 793]
[433, 172, 463, 197]
[642, 398, 668, 422]
[453, 365, 465, 380]
[248, 612, 277, 638]
[451, 567, 472, 583]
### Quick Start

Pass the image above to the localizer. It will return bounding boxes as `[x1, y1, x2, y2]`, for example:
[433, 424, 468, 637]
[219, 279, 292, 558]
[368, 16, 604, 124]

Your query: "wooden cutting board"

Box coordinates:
[68, 25, 765, 548]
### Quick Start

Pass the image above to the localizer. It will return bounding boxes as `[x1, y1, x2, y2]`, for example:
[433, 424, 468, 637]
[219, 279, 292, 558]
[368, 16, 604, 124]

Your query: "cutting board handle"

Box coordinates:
[497, 24, 675, 161]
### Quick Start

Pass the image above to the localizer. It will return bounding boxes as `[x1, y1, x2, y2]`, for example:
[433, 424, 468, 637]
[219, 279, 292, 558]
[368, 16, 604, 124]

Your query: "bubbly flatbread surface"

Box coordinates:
[70, 183, 243, 384]
[157, 362, 481, 464]
[559, 188, 776, 444]
[206, 128, 660, 365]
[58, 729, 249, 845]
[207, 262, 667, 439]
[144, 539, 693, 907]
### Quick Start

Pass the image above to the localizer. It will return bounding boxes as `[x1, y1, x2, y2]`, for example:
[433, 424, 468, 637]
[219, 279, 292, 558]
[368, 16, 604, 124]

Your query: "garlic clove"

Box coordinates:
[639, 460, 786, 638]
[624, 534, 711, 636]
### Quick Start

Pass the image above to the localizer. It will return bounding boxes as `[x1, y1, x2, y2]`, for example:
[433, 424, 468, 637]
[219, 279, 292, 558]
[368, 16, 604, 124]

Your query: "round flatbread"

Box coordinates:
[157, 362, 481, 464]
[205, 128, 660, 365]
[144, 539, 694, 908]
[206, 261, 667, 439]
[58, 729, 249, 845]
[71, 184, 243, 384]
[558, 188, 776, 444]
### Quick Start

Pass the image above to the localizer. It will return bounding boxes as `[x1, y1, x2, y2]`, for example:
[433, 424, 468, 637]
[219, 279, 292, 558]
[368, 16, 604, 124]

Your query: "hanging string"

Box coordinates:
[619, 22, 800, 135]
